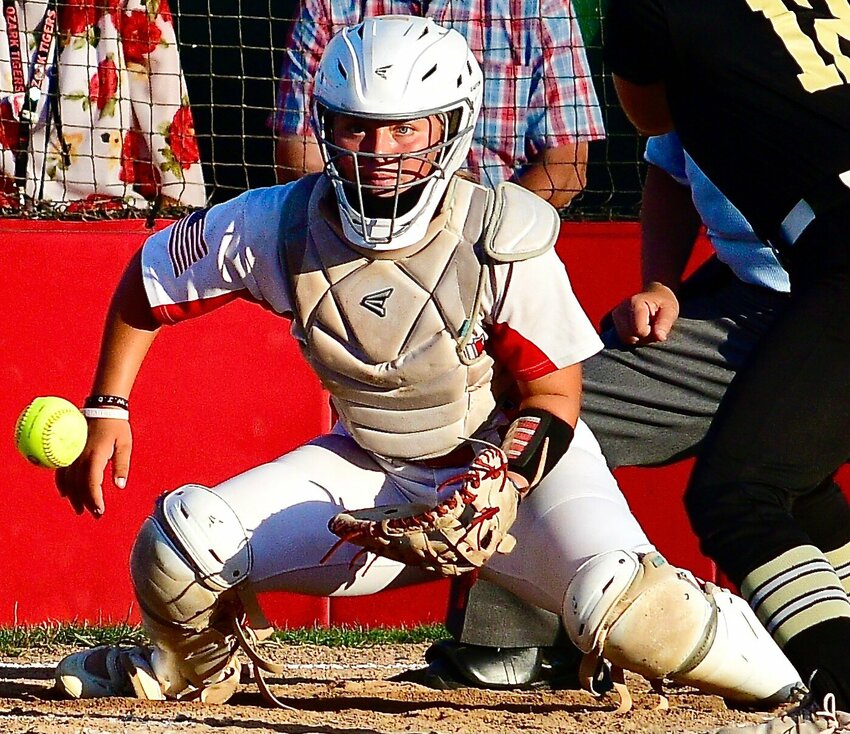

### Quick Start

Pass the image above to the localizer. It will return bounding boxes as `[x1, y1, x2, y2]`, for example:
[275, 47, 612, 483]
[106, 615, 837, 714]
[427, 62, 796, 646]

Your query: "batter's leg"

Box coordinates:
[685, 223, 850, 708]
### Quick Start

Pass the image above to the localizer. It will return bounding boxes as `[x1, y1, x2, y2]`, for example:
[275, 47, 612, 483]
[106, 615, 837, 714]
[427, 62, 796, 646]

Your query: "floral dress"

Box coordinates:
[0, 0, 205, 210]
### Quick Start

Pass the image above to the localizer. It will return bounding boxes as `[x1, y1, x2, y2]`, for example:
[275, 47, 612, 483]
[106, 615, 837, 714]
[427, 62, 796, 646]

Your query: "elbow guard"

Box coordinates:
[501, 408, 574, 489]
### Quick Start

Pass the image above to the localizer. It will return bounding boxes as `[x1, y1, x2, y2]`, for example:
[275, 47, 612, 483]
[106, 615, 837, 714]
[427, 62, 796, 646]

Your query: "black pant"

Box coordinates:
[685, 211, 850, 705]
[686, 214, 850, 580]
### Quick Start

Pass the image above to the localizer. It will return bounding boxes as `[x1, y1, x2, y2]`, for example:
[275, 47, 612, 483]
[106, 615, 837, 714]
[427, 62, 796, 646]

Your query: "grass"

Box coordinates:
[271, 623, 447, 647]
[0, 622, 449, 656]
[0, 623, 148, 656]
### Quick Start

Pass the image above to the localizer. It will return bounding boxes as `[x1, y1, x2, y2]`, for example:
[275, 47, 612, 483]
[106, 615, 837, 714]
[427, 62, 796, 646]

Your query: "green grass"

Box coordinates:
[271, 623, 447, 647]
[0, 622, 449, 656]
[0, 622, 148, 656]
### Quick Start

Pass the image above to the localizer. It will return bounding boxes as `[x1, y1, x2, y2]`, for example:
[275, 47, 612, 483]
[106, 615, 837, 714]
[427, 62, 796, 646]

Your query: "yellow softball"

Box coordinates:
[14, 396, 88, 469]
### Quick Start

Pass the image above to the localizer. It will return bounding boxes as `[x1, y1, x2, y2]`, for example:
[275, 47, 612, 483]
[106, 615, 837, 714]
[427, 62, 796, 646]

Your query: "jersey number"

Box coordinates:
[746, 0, 850, 92]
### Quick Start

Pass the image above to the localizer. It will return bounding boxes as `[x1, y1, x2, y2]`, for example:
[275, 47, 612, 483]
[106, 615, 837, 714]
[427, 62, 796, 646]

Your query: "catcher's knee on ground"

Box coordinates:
[562, 550, 802, 704]
[57, 485, 252, 702]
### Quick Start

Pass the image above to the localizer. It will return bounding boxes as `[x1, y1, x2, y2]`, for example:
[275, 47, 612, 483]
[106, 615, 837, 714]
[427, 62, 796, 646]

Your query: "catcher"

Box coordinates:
[54, 15, 802, 709]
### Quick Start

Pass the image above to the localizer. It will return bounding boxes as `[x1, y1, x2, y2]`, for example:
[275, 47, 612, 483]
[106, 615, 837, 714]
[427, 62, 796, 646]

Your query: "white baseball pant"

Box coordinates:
[209, 419, 654, 613]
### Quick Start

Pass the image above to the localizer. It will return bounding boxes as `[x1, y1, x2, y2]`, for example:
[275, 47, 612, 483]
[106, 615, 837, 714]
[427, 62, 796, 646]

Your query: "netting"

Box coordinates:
[0, 0, 644, 221]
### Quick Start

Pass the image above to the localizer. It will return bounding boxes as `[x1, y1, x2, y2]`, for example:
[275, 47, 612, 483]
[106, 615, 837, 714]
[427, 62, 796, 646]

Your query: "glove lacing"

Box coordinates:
[383, 450, 509, 532]
[320, 447, 510, 568]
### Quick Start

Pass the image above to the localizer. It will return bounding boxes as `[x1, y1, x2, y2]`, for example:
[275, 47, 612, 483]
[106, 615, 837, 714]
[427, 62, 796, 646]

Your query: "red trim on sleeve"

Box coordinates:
[487, 321, 558, 382]
[152, 291, 244, 325]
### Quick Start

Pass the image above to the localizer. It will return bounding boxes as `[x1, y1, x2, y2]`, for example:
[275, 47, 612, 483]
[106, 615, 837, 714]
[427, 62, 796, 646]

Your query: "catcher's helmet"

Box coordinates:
[312, 15, 483, 250]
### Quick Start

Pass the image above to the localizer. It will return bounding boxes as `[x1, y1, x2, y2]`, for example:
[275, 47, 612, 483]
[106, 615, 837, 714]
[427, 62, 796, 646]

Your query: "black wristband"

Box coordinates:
[501, 408, 575, 489]
[85, 394, 129, 410]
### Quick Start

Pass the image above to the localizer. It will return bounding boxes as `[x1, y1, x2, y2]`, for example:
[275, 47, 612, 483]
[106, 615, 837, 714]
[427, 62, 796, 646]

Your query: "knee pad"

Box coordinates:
[562, 550, 801, 704]
[131, 484, 251, 623]
[130, 484, 251, 695]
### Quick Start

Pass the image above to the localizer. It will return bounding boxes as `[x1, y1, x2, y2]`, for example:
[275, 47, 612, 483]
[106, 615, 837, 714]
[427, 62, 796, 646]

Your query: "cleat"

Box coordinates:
[708, 693, 850, 734]
[55, 645, 164, 700]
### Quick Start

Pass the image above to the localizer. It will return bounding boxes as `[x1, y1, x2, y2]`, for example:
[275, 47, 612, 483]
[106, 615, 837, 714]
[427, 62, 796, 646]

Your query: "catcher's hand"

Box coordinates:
[324, 446, 520, 577]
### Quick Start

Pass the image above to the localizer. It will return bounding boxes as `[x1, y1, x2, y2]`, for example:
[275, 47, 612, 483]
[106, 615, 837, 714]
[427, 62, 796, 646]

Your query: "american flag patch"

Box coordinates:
[462, 333, 486, 362]
[503, 416, 541, 460]
[168, 210, 208, 278]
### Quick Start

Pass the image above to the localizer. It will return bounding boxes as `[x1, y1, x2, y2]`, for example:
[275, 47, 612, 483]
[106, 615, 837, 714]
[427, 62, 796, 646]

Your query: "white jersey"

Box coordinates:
[141, 177, 603, 454]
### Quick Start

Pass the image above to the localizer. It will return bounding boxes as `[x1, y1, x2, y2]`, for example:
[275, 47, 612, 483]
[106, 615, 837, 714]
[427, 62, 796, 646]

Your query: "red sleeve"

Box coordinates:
[151, 291, 246, 325]
[486, 320, 559, 382]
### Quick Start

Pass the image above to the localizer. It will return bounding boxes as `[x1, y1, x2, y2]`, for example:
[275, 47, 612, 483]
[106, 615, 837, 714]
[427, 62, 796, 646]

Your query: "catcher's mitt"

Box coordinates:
[324, 446, 519, 576]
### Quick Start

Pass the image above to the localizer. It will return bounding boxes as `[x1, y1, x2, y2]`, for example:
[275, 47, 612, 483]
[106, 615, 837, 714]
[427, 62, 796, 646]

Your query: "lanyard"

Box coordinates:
[3, 0, 58, 202]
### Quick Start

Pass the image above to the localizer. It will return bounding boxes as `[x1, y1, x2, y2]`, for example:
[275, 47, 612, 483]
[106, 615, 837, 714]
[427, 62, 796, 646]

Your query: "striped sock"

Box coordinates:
[825, 540, 850, 596]
[740, 545, 850, 648]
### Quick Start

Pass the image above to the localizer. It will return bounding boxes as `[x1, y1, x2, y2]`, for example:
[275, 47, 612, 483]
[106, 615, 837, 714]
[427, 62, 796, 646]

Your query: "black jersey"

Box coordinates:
[604, 0, 850, 243]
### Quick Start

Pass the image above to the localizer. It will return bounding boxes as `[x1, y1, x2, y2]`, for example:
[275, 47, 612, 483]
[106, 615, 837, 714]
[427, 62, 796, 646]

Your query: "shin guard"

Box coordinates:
[562, 551, 802, 704]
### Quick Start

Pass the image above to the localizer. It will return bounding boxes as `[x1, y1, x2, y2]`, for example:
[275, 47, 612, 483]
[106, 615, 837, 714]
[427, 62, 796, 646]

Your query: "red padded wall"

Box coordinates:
[556, 222, 715, 580]
[1, 220, 329, 625]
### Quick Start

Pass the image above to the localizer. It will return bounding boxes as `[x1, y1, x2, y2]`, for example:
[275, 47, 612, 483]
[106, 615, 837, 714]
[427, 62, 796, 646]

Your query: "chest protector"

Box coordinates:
[280, 174, 556, 460]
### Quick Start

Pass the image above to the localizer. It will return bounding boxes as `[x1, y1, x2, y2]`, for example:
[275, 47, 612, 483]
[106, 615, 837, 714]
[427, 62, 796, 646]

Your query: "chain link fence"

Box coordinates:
[0, 0, 643, 221]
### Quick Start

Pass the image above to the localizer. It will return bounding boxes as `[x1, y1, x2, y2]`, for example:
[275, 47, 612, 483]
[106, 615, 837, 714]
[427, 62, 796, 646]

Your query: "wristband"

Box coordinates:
[501, 408, 574, 489]
[81, 407, 130, 420]
[85, 394, 129, 410]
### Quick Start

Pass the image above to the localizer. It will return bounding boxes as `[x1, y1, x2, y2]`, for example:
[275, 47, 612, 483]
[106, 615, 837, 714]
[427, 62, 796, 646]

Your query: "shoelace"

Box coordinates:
[813, 693, 840, 731]
[766, 690, 844, 734]
[230, 611, 296, 710]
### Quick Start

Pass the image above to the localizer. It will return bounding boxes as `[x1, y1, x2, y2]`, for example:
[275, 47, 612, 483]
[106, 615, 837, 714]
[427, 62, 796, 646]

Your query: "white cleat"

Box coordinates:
[54, 645, 165, 700]
[708, 693, 850, 734]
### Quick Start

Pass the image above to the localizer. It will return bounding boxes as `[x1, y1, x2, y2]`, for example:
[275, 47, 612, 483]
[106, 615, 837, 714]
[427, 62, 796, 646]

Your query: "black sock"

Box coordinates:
[784, 618, 850, 710]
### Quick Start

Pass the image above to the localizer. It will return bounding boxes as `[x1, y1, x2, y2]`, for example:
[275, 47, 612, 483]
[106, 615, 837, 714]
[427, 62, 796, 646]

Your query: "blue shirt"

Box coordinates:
[645, 132, 790, 293]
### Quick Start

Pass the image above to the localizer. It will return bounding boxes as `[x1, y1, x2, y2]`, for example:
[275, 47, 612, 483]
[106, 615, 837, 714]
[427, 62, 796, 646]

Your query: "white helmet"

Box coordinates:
[312, 15, 483, 250]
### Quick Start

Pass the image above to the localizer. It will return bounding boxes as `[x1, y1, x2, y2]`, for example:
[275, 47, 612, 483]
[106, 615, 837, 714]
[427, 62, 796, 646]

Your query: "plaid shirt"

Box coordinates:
[272, 0, 605, 186]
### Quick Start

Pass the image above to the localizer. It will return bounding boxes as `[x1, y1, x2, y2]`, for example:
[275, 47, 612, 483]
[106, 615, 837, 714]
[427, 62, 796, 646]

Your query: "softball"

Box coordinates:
[14, 396, 88, 469]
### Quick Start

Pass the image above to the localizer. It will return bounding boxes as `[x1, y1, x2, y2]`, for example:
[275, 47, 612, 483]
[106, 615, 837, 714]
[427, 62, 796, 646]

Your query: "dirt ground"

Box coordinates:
[0, 643, 787, 734]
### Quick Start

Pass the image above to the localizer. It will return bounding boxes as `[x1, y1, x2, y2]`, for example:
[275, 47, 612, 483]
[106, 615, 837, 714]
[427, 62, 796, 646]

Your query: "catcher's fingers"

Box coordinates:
[55, 419, 129, 517]
[111, 431, 132, 489]
[84, 450, 109, 517]
[87, 419, 133, 513]
[59, 442, 110, 516]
